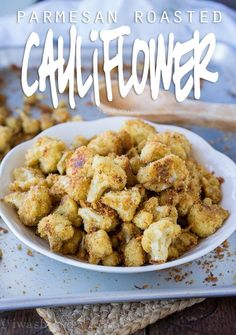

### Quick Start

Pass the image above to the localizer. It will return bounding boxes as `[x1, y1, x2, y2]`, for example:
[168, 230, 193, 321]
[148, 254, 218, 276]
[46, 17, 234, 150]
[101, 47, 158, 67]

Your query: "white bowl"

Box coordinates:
[0, 117, 236, 274]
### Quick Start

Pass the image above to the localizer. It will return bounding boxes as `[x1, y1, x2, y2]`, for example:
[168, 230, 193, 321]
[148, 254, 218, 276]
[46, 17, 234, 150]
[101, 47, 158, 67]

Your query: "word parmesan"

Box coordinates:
[21, 25, 218, 108]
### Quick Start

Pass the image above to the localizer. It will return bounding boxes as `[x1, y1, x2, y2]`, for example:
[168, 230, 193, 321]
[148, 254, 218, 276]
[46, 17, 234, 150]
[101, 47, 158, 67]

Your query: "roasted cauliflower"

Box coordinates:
[124, 238, 145, 267]
[4, 119, 229, 267]
[38, 213, 74, 252]
[54, 195, 82, 227]
[101, 186, 142, 222]
[137, 154, 189, 192]
[140, 141, 171, 164]
[50, 175, 90, 202]
[188, 201, 229, 237]
[168, 231, 198, 259]
[0, 126, 12, 152]
[85, 230, 113, 264]
[5, 186, 52, 226]
[78, 202, 118, 233]
[66, 146, 94, 178]
[25, 137, 66, 173]
[87, 155, 127, 202]
[9, 167, 46, 192]
[88, 131, 123, 156]
[121, 119, 156, 145]
[141, 219, 181, 263]
[151, 131, 191, 160]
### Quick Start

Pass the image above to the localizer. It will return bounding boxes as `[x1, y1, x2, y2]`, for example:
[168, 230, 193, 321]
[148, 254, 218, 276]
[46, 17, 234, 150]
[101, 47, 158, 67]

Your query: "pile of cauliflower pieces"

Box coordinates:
[4, 119, 229, 267]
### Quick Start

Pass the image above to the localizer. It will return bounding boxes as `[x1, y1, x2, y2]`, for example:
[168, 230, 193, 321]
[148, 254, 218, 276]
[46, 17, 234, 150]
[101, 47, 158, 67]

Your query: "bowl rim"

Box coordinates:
[0, 116, 236, 274]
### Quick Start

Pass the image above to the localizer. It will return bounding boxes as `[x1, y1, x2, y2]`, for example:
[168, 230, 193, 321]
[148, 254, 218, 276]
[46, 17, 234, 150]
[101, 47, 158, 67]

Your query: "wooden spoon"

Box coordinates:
[98, 81, 236, 131]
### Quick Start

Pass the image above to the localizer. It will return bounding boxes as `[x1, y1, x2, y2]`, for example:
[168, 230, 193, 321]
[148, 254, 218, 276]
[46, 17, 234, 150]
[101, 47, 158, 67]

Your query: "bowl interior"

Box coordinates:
[0, 117, 236, 273]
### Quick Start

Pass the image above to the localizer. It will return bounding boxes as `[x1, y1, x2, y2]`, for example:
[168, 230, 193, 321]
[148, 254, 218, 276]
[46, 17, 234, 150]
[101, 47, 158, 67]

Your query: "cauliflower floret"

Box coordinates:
[57, 150, 73, 175]
[135, 196, 177, 226]
[76, 232, 88, 261]
[5, 116, 22, 134]
[151, 131, 191, 160]
[143, 197, 159, 212]
[177, 159, 201, 216]
[24, 93, 41, 106]
[152, 205, 178, 224]
[87, 155, 127, 203]
[117, 130, 133, 153]
[101, 186, 142, 221]
[38, 213, 74, 252]
[159, 188, 180, 206]
[54, 195, 82, 227]
[140, 141, 171, 164]
[141, 219, 181, 263]
[9, 167, 46, 192]
[117, 222, 141, 244]
[4, 192, 26, 209]
[102, 251, 121, 266]
[52, 102, 71, 123]
[188, 202, 229, 237]
[133, 210, 153, 230]
[60, 228, 83, 255]
[20, 113, 40, 135]
[168, 231, 198, 259]
[198, 165, 222, 204]
[50, 175, 90, 202]
[71, 136, 89, 149]
[113, 156, 137, 187]
[25, 137, 66, 174]
[137, 154, 189, 193]
[121, 119, 156, 145]
[66, 146, 94, 178]
[88, 131, 123, 156]
[85, 230, 113, 264]
[126, 147, 143, 174]
[0, 105, 9, 124]
[79, 202, 118, 232]
[40, 114, 55, 131]
[124, 238, 145, 266]
[5, 186, 52, 226]
[0, 126, 12, 152]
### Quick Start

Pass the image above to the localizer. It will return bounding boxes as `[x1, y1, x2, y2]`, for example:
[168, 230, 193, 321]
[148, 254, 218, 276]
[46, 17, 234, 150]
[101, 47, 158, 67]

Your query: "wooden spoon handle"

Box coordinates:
[149, 100, 236, 131]
[98, 83, 236, 131]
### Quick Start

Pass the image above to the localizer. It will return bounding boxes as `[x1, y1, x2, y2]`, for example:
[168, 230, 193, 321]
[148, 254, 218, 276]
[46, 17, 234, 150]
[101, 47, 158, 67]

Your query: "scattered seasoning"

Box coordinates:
[10, 64, 21, 72]
[0, 249, 2, 258]
[134, 284, 150, 290]
[204, 273, 218, 283]
[27, 249, 33, 256]
[0, 226, 8, 234]
[17, 244, 22, 251]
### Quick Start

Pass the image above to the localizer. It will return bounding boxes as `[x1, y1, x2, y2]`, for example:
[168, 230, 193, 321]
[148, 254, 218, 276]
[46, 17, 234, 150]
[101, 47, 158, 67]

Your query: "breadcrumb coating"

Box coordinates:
[121, 119, 156, 145]
[101, 186, 142, 222]
[38, 213, 74, 252]
[25, 137, 66, 173]
[124, 238, 145, 267]
[188, 201, 229, 237]
[88, 131, 123, 156]
[137, 154, 189, 192]
[141, 219, 181, 263]
[87, 155, 127, 203]
[85, 230, 113, 264]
